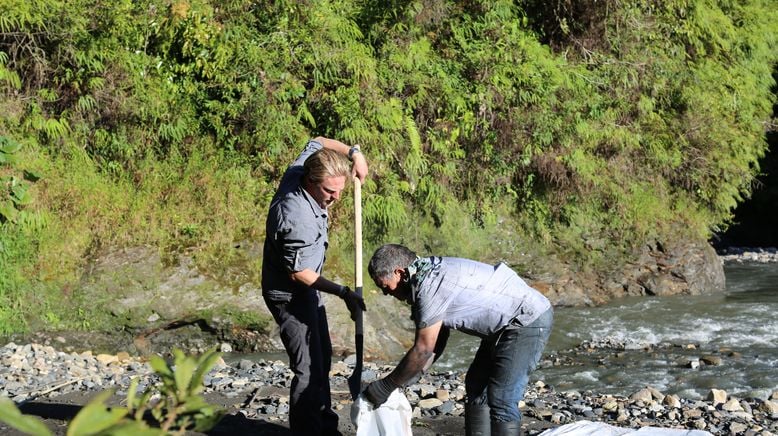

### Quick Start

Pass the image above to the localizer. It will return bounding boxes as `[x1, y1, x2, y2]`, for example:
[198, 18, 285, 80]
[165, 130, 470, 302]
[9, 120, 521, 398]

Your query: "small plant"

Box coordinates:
[0, 348, 224, 435]
[134, 347, 224, 433]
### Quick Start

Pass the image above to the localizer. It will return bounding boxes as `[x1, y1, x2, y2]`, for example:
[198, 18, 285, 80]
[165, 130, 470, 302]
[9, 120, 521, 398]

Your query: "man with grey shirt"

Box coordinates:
[363, 244, 553, 436]
[262, 137, 367, 435]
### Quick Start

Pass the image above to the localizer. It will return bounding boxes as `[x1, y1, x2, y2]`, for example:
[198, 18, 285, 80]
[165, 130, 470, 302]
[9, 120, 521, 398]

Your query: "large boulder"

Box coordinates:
[527, 237, 725, 306]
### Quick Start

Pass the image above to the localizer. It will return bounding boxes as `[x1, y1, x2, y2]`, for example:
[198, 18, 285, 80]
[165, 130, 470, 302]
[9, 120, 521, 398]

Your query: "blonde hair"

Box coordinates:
[304, 148, 350, 183]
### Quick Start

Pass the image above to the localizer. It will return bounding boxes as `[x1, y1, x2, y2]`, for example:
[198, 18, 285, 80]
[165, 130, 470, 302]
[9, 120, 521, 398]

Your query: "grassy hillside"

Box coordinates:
[1, 0, 776, 333]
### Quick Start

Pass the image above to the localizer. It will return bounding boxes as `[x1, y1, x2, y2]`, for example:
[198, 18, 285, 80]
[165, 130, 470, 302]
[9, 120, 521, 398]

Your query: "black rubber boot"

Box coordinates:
[491, 420, 521, 436]
[465, 405, 491, 436]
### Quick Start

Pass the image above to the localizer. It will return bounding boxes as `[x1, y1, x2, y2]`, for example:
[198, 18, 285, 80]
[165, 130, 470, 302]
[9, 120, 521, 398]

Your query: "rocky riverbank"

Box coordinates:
[2, 342, 777, 435]
[717, 246, 778, 263]
[2, 248, 776, 434]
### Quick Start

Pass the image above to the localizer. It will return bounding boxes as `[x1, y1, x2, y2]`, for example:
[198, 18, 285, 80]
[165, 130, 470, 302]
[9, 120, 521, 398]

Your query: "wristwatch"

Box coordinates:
[348, 146, 361, 160]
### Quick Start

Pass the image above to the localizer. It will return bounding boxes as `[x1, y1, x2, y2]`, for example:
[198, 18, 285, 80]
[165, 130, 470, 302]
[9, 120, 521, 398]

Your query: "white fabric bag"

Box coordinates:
[350, 390, 413, 436]
[539, 420, 713, 436]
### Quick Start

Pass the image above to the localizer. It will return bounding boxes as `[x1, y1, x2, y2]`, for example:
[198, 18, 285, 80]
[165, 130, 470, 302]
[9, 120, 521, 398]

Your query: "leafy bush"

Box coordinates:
[0, 348, 224, 435]
[0, 0, 775, 330]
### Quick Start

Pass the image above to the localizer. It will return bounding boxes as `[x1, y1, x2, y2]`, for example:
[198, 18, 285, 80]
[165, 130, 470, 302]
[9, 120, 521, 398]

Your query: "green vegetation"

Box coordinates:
[0, 0, 776, 333]
[0, 348, 224, 435]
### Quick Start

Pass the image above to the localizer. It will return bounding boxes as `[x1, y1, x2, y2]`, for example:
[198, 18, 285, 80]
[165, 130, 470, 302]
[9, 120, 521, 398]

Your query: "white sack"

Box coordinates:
[539, 420, 713, 436]
[350, 390, 413, 436]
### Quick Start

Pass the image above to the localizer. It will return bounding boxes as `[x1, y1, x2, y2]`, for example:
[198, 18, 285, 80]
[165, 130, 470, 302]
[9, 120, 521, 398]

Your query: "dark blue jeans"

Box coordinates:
[465, 308, 553, 423]
[264, 291, 339, 435]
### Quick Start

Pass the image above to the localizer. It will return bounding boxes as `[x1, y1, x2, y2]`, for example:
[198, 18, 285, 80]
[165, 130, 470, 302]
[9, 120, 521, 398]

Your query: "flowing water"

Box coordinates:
[433, 262, 778, 400]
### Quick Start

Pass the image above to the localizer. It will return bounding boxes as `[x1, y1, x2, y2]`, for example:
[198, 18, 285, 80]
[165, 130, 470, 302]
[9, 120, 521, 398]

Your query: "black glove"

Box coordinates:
[338, 286, 366, 321]
[362, 377, 397, 408]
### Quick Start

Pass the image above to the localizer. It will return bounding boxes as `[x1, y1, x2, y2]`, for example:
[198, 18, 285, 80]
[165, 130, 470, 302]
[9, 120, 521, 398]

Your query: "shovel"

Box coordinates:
[347, 156, 364, 401]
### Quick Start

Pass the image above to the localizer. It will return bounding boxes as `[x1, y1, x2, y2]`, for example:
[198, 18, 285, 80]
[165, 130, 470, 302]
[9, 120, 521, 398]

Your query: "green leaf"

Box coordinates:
[66, 390, 128, 436]
[150, 405, 164, 422]
[149, 355, 173, 378]
[23, 170, 42, 182]
[11, 184, 33, 206]
[0, 152, 18, 165]
[0, 137, 21, 154]
[172, 350, 196, 400]
[190, 406, 224, 432]
[179, 395, 209, 413]
[133, 389, 154, 421]
[188, 348, 220, 394]
[0, 200, 18, 222]
[0, 397, 52, 436]
[125, 378, 139, 409]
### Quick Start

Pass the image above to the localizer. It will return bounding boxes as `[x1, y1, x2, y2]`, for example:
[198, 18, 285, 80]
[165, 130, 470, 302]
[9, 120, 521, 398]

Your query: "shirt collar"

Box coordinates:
[299, 184, 328, 218]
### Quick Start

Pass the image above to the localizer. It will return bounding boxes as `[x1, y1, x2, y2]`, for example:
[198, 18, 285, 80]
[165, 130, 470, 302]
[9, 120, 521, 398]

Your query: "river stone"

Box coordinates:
[329, 361, 349, 376]
[418, 398, 443, 409]
[437, 401, 455, 414]
[645, 386, 664, 401]
[418, 384, 437, 398]
[693, 418, 708, 430]
[664, 394, 681, 408]
[451, 387, 465, 401]
[730, 411, 754, 421]
[435, 389, 449, 402]
[629, 389, 654, 403]
[708, 388, 728, 405]
[759, 400, 778, 414]
[96, 354, 118, 365]
[603, 400, 619, 412]
[722, 398, 743, 412]
[700, 355, 722, 366]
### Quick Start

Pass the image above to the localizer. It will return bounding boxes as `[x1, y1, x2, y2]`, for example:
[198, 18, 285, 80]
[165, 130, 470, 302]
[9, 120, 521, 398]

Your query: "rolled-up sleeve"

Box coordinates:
[278, 218, 324, 273]
[268, 198, 327, 275]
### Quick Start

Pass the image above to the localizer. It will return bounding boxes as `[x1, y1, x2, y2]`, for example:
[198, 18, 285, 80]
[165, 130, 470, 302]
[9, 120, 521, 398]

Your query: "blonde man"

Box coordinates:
[262, 137, 367, 435]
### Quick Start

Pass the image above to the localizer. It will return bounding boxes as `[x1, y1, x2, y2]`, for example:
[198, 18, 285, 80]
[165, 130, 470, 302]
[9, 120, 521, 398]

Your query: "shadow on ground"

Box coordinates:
[11, 401, 291, 435]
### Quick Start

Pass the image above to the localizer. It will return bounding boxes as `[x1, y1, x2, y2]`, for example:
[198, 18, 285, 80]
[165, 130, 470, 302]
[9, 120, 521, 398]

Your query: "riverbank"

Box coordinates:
[716, 246, 778, 263]
[3, 251, 776, 434]
[2, 342, 776, 435]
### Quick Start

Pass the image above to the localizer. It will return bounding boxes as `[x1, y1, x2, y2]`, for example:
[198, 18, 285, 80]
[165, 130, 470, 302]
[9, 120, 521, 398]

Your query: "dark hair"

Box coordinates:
[368, 244, 417, 280]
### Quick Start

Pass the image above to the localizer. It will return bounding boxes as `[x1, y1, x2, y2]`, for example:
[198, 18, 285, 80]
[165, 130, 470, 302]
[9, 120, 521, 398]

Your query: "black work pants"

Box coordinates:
[264, 290, 339, 435]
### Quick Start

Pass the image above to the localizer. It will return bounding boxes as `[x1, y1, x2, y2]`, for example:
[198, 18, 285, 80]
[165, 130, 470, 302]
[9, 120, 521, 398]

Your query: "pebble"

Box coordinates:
[2, 342, 777, 435]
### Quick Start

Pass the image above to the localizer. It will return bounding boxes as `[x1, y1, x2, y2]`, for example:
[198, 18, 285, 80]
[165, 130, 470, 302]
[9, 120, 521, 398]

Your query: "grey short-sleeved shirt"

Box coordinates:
[262, 140, 329, 302]
[411, 257, 552, 338]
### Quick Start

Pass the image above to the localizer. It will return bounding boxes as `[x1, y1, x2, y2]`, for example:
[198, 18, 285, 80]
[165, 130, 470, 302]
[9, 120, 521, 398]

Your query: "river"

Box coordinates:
[433, 261, 778, 400]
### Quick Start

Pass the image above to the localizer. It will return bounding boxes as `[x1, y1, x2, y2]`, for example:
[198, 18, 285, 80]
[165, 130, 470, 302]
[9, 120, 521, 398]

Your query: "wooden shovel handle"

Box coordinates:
[349, 145, 364, 400]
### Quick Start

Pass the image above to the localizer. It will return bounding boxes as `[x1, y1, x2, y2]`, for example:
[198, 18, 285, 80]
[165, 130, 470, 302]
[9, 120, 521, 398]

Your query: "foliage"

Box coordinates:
[0, 0, 775, 331]
[0, 348, 223, 435]
[132, 347, 224, 433]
